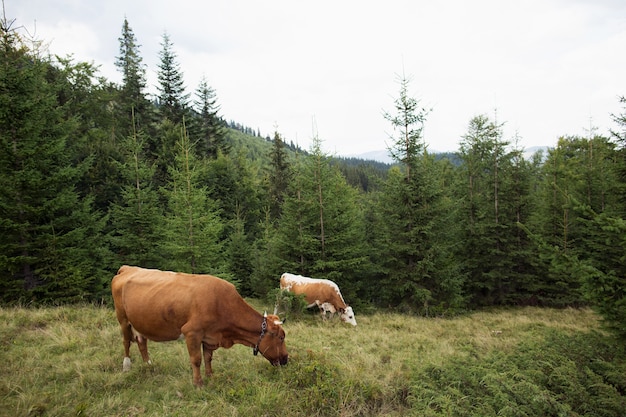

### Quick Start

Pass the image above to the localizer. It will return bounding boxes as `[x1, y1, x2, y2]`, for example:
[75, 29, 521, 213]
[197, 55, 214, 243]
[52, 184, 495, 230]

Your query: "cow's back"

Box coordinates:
[112, 265, 235, 341]
[280, 273, 346, 308]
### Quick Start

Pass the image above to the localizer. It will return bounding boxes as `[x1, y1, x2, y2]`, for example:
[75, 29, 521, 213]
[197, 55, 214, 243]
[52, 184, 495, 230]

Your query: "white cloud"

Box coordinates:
[10, 0, 626, 155]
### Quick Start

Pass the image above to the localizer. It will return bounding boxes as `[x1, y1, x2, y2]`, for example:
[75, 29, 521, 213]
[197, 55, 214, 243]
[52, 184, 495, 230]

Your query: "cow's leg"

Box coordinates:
[184, 334, 204, 387]
[202, 342, 215, 378]
[121, 323, 133, 371]
[136, 334, 151, 365]
[128, 324, 152, 365]
[315, 301, 327, 320]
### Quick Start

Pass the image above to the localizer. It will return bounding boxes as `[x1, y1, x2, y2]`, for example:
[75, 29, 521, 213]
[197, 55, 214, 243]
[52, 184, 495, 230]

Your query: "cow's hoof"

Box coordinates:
[123, 357, 131, 372]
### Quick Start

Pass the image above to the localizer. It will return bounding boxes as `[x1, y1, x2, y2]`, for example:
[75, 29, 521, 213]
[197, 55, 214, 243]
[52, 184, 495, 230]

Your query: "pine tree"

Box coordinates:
[457, 114, 507, 305]
[272, 136, 370, 300]
[156, 32, 189, 124]
[383, 73, 430, 180]
[115, 18, 151, 131]
[375, 74, 462, 314]
[575, 97, 626, 339]
[611, 96, 626, 215]
[192, 76, 229, 158]
[267, 130, 292, 221]
[456, 115, 556, 306]
[109, 113, 165, 268]
[160, 121, 223, 274]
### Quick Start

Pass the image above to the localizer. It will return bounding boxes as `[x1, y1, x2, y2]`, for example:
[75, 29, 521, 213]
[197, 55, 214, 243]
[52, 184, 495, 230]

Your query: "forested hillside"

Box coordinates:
[1, 16, 626, 339]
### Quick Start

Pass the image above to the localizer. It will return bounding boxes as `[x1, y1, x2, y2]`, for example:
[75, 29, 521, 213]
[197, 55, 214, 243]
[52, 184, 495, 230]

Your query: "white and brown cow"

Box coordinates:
[280, 272, 357, 326]
[112, 265, 288, 386]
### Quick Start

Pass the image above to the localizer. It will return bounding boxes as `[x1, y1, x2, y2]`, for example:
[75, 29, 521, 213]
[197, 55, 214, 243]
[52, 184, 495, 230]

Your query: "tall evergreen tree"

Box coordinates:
[109, 114, 164, 269]
[457, 115, 546, 306]
[611, 96, 626, 216]
[115, 18, 151, 131]
[457, 115, 507, 305]
[0, 21, 109, 302]
[160, 121, 224, 274]
[192, 75, 229, 158]
[267, 130, 292, 221]
[383, 73, 430, 180]
[156, 32, 188, 124]
[578, 99, 626, 338]
[375, 74, 462, 314]
[272, 136, 370, 301]
[578, 210, 626, 339]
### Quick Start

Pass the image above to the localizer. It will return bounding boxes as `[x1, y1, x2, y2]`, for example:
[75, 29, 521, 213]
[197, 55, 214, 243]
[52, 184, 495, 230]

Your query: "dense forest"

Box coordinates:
[1, 16, 626, 339]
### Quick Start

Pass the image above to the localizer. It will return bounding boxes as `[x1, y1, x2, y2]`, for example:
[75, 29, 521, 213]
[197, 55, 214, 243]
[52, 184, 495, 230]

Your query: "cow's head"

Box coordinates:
[255, 313, 288, 366]
[340, 306, 357, 326]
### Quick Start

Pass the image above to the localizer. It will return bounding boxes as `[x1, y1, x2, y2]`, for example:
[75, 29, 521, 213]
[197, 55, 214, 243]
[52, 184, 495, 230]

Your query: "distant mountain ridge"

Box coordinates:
[347, 146, 550, 164]
[347, 149, 394, 164]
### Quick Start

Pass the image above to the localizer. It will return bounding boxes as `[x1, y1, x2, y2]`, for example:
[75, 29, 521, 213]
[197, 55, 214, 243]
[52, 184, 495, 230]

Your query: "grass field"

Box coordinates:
[1, 302, 625, 416]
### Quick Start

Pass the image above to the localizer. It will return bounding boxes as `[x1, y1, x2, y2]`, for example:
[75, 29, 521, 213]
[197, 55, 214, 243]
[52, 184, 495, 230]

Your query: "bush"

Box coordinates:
[266, 288, 308, 319]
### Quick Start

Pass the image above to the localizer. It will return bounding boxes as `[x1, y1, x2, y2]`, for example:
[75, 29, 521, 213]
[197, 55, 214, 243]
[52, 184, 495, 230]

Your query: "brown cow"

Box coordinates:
[280, 272, 357, 326]
[112, 265, 288, 386]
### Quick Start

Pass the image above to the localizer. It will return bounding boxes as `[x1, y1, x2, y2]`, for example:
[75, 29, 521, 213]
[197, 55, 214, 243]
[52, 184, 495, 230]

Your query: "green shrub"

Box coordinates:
[267, 288, 308, 318]
[408, 329, 626, 417]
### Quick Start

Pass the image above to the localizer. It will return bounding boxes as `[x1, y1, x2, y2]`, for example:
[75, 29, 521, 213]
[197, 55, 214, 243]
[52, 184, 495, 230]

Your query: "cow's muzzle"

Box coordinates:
[272, 355, 288, 366]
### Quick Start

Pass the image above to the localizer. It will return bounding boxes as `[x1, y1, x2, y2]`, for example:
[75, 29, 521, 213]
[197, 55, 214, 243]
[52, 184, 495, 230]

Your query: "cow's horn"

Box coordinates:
[264, 311, 267, 318]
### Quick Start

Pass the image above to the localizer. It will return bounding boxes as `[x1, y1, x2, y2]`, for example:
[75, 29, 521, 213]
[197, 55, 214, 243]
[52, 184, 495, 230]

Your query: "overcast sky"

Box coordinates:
[10, 0, 626, 156]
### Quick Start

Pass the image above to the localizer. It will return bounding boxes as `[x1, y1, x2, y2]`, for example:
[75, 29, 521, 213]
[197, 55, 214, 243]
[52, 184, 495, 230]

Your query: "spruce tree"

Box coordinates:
[562, 100, 626, 335]
[273, 136, 370, 300]
[611, 96, 626, 216]
[578, 211, 626, 339]
[457, 114, 508, 305]
[375, 74, 462, 314]
[160, 121, 224, 274]
[109, 114, 165, 269]
[267, 130, 292, 221]
[115, 18, 151, 132]
[156, 32, 189, 124]
[383, 73, 429, 180]
[192, 76, 229, 158]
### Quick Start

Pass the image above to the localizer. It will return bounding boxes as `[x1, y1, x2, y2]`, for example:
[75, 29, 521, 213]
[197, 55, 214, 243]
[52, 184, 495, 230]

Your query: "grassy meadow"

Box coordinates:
[1, 302, 625, 416]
